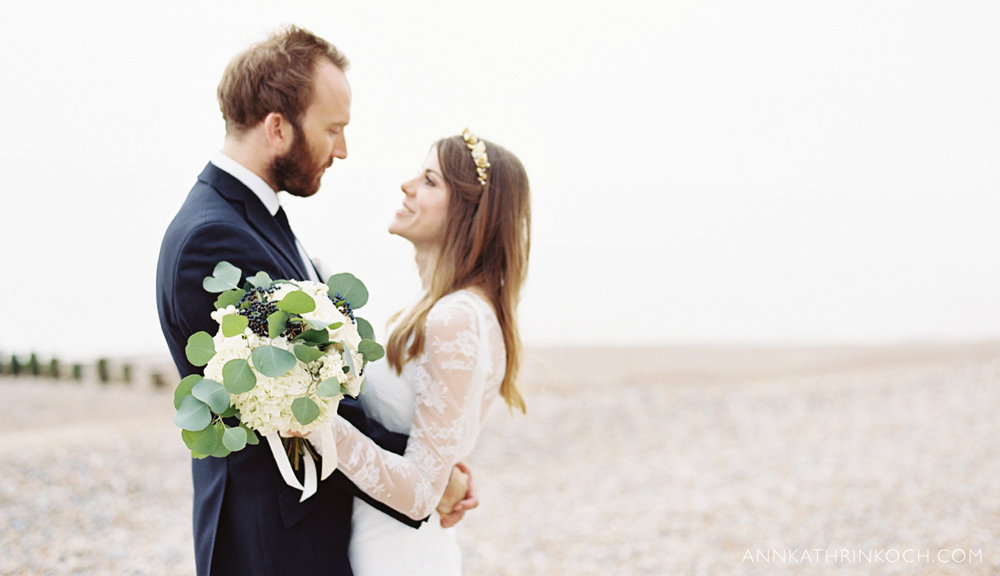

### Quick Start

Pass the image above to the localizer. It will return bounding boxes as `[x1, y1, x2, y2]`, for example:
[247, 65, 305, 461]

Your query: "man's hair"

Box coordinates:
[217, 25, 348, 133]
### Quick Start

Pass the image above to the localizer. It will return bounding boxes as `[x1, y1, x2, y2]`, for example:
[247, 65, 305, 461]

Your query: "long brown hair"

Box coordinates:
[385, 135, 531, 413]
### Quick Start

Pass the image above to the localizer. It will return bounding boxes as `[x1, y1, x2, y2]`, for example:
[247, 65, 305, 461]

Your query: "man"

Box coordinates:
[156, 26, 472, 576]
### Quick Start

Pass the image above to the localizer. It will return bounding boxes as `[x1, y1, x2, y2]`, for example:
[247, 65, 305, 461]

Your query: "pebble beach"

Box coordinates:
[2, 342, 999, 575]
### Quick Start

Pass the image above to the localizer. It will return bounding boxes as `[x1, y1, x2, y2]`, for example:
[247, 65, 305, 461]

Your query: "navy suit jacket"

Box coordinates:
[156, 163, 422, 576]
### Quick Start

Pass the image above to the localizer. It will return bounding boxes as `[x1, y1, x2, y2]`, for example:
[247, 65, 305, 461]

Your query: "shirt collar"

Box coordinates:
[210, 151, 281, 216]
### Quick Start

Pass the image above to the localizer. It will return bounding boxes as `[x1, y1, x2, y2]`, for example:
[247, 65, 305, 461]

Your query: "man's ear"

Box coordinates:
[263, 112, 294, 154]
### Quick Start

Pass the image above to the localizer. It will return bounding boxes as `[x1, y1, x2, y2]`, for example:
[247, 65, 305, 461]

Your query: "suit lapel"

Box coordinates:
[197, 163, 310, 280]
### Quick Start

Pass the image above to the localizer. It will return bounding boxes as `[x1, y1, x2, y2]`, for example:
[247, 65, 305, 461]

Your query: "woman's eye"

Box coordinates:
[425, 177, 434, 186]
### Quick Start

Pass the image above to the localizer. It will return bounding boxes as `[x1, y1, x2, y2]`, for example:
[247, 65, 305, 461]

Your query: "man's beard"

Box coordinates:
[270, 123, 325, 198]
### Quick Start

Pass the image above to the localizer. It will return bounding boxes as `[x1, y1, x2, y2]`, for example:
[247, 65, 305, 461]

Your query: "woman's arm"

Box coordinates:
[320, 299, 487, 520]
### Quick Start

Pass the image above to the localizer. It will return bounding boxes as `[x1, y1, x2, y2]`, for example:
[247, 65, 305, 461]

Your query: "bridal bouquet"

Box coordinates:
[172, 261, 384, 500]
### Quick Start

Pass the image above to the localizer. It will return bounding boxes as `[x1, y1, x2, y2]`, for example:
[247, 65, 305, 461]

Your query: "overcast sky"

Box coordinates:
[1, 0, 998, 360]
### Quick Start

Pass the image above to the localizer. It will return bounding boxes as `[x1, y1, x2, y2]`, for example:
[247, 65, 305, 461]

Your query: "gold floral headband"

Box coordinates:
[462, 128, 490, 186]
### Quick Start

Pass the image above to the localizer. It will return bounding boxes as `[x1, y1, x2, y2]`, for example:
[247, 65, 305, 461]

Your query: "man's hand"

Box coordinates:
[436, 461, 479, 528]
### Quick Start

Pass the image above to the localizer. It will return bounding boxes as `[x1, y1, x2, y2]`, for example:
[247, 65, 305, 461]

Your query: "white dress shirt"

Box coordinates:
[210, 152, 321, 282]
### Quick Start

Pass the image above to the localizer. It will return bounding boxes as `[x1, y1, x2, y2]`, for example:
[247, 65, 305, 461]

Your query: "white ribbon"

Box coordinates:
[265, 428, 337, 503]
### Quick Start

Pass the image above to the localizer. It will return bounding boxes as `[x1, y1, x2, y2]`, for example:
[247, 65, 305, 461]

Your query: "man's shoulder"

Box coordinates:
[176, 175, 240, 223]
[157, 170, 269, 290]
[164, 176, 252, 245]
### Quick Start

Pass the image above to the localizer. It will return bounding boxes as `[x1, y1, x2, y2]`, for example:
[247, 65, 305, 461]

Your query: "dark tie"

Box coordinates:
[275, 207, 320, 280]
[274, 206, 297, 251]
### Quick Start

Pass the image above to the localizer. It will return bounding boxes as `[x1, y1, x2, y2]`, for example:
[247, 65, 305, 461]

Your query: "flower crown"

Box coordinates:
[462, 128, 490, 186]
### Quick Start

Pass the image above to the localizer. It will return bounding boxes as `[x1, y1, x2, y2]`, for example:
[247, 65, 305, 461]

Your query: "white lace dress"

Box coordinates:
[320, 290, 505, 575]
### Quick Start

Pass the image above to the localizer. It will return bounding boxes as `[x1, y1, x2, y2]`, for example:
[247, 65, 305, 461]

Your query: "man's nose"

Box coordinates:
[334, 133, 347, 160]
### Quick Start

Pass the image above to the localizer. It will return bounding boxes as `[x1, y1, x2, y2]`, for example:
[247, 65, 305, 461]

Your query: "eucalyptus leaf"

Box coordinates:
[173, 374, 202, 409]
[174, 395, 212, 431]
[219, 404, 240, 418]
[210, 422, 231, 457]
[277, 290, 316, 315]
[222, 359, 257, 394]
[305, 319, 332, 331]
[222, 425, 248, 452]
[248, 271, 273, 288]
[356, 317, 374, 341]
[359, 374, 368, 395]
[251, 345, 297, 378]
[192, 378, 230, 414]
[203, 261, 242, 293]
[293, 344, 324, 364]
[221, 314, 249, 338]
[214, 288, 246, 310]
[240, 423, 260, 445]
[182, 426, 220, 455]
[343, 348, 357, 378]
[292, 396, 320, 425]
[267, 310, 289, 339]
[326, 273, 369, 309]
[298, 329, 329, 344]
[317, 377, 342, 398]
[358, 340, 385, 364]
[191, 452, 210, 460]
[185, 332, 216, 367]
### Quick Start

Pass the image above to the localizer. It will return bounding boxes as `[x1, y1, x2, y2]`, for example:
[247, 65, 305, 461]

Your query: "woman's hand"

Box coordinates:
[436, 461, 479, 528]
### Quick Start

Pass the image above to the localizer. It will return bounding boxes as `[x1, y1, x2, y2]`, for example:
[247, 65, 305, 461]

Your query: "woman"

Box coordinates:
[317, 129, 529, 574]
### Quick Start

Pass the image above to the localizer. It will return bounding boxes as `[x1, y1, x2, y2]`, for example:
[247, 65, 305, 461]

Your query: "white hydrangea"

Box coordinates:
[201, 280, 369, 437]
[210, 305, 238, 325]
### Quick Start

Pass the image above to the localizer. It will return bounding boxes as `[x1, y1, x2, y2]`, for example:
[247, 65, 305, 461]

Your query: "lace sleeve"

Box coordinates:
[323, 298, 486, 520]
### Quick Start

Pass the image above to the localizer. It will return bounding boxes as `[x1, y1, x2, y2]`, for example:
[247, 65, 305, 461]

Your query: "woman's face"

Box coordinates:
[390, 147, 451, 250]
